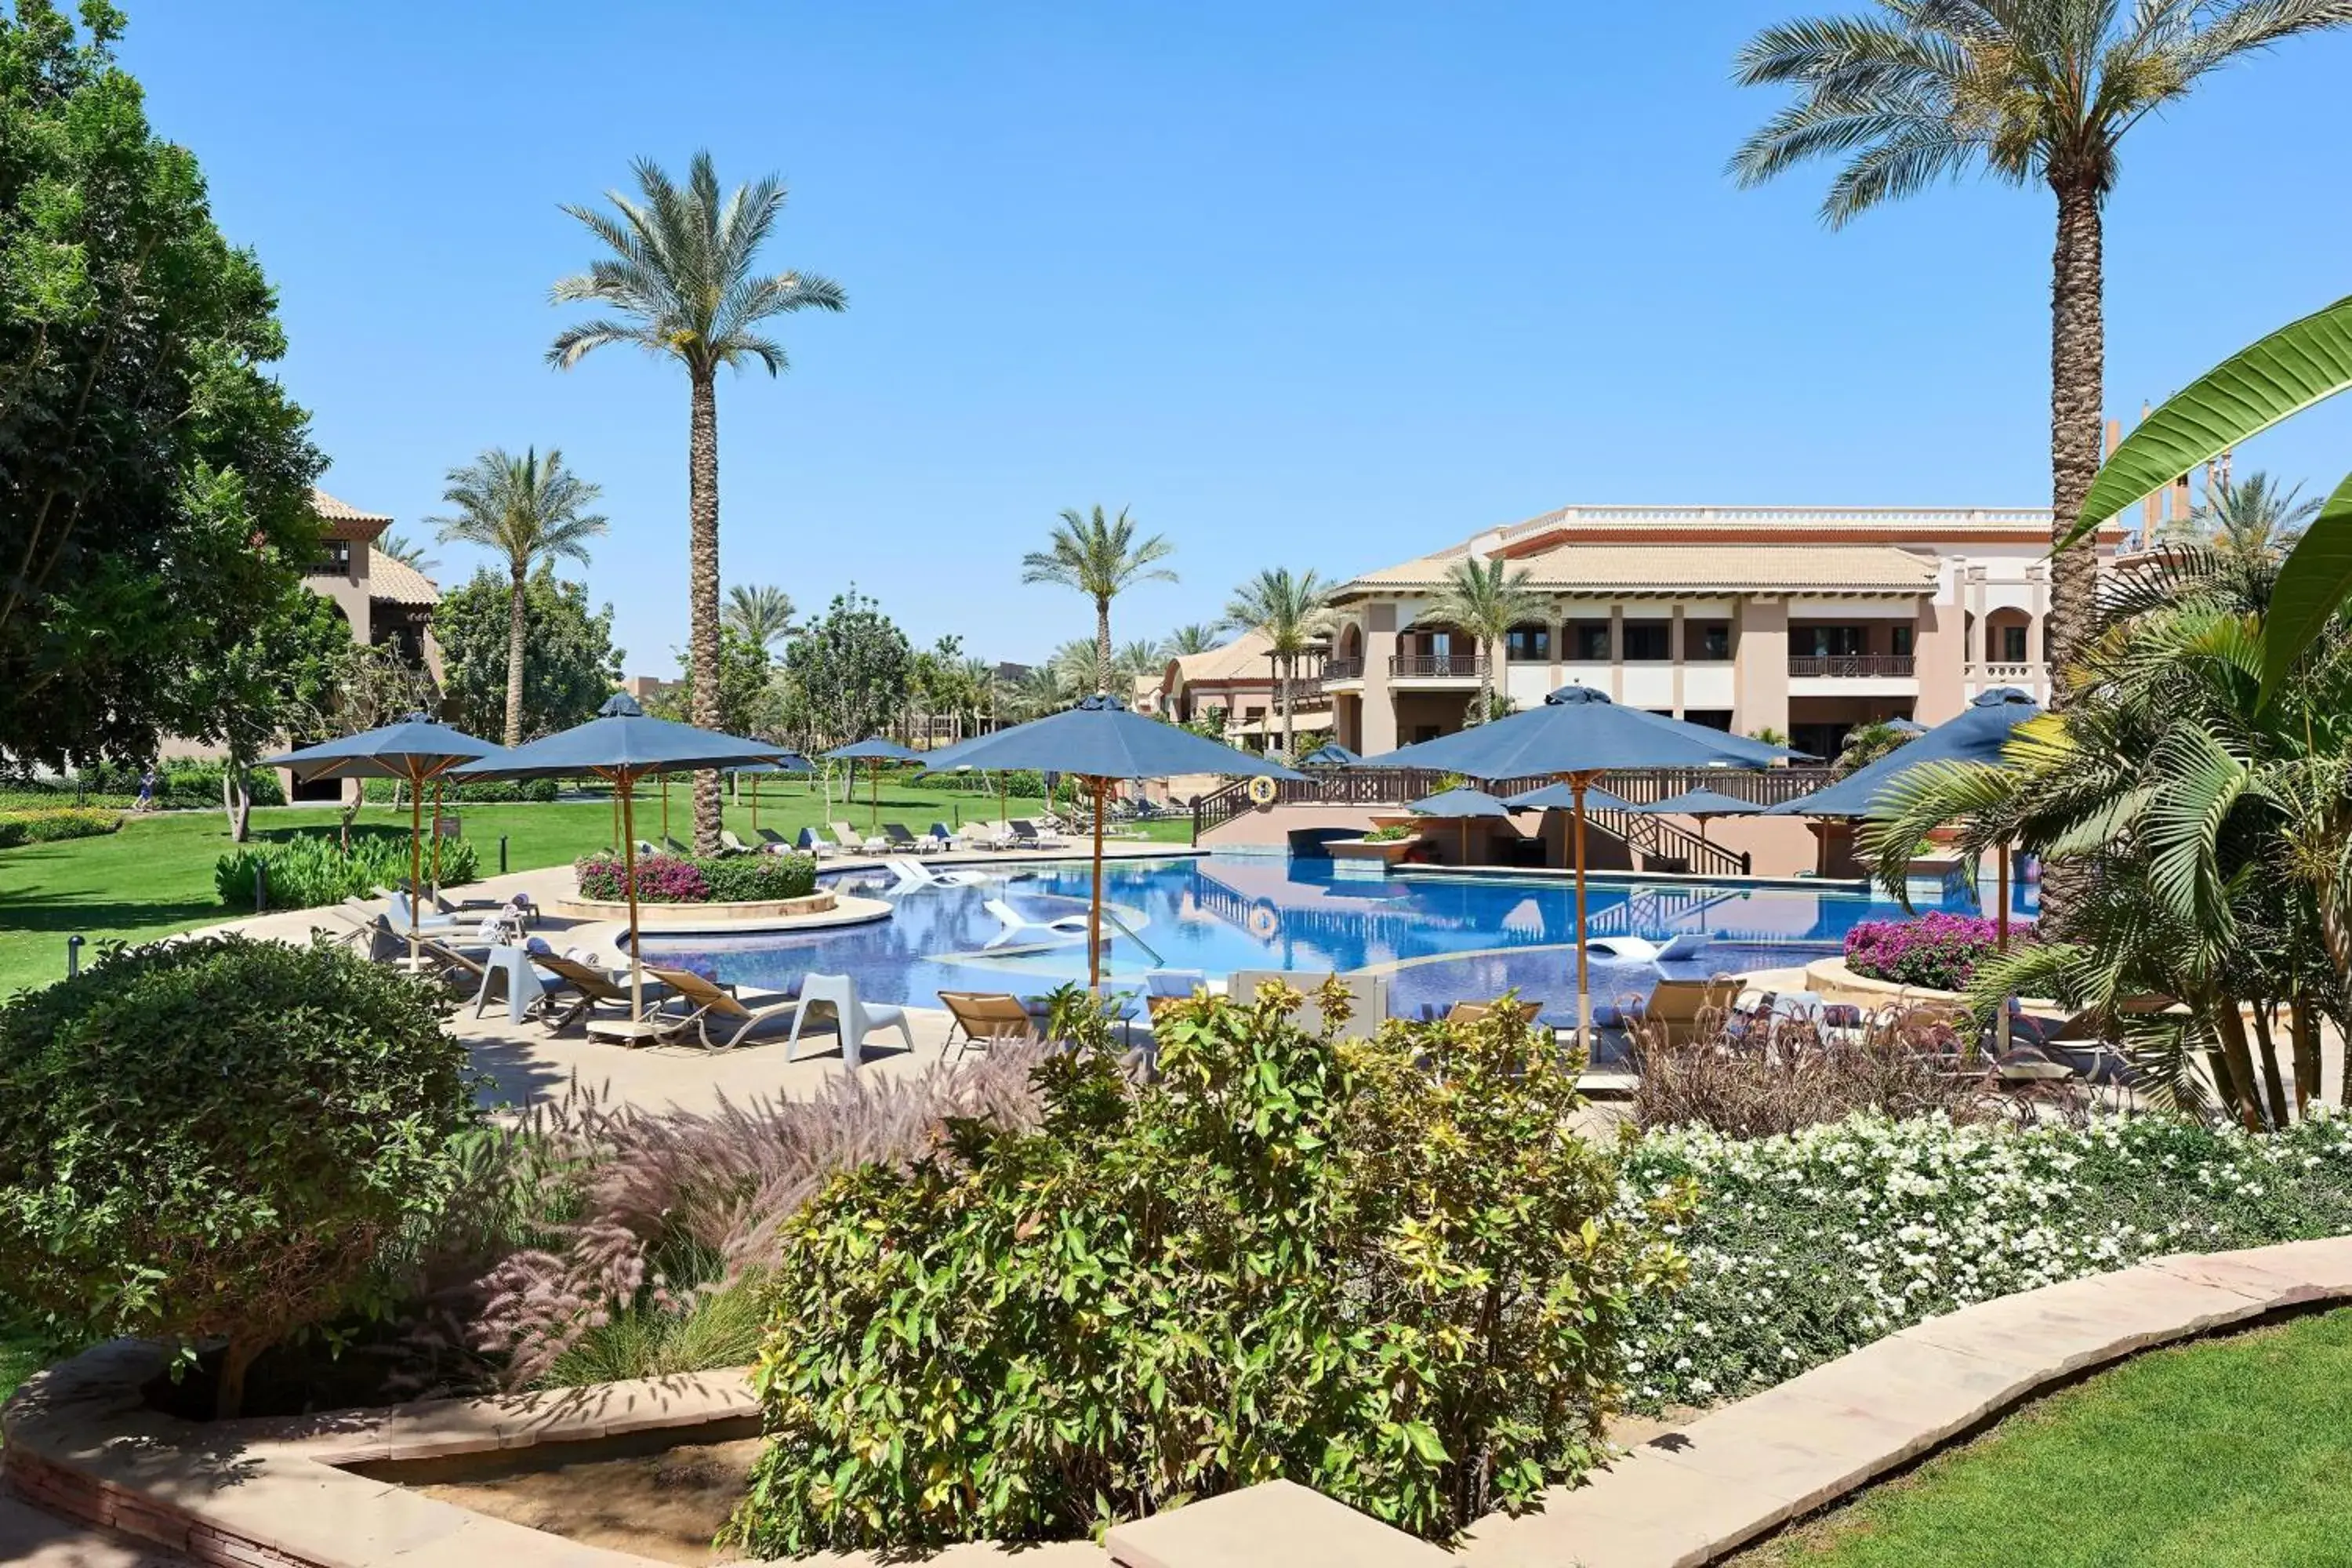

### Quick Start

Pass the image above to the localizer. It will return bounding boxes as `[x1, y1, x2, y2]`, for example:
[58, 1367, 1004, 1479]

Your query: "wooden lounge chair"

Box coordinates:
[720, 829, 760, 856]
[830, 821, 884, 854]
[1620, 977, 1739, 1047]
[641, 965, 802, 1052]
[1443, 997, 1544, 1028]
[938, 990, 1044, 1058]
[529, 953, 640, 1033]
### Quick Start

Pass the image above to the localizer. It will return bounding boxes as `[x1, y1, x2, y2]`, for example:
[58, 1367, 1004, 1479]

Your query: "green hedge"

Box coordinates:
[0, 808, 124, 848]
[906, 768, 1045, 796]
[0, 762, 285, 811]
[360, 777, 561, 805]
[216, 830, 481, 911]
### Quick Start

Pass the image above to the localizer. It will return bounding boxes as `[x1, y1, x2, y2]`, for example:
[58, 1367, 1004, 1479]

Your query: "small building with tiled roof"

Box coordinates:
[1157, 628, 1334, 753]
[1322, 500, 2125, 762]
[301, 488, 440, 677]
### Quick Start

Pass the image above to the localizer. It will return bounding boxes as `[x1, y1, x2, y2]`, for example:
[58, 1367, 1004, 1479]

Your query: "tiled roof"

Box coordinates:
[365, 547, 440, 605]
[1341, 543, 1939, 595]
[1170, 629, 1277, 685]
[312, 487, 394, 543]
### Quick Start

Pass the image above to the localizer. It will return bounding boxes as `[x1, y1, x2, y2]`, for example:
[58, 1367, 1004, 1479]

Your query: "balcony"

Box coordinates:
[1321, 657, 1365, 683]
[1788, 654, 1915, 678]
[1389, 653, 1489, 682]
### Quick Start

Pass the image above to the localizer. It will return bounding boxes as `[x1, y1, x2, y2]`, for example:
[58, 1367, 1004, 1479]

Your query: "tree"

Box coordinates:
[1421, 557, 1545, 728]
[726, 583, 797, 652]
[1835, 720, 1915, 778]
[1165, 622, 1221, 656]
[434, 570, 622, 742]
[1730, 1, 2352, 697]
[2176, 471, 2320, 566]
[550, 151, 846, 851]
[183, 582, 354, 842]
[379, 532, 439, 578]
[780, 589, 912, 750]
[654, 628, 775, 739]
[0, 4, 323, 770]
[1224, 568, 1332, 760]
[1021, 506, 1176, 694]
[429, 447, 607, 746]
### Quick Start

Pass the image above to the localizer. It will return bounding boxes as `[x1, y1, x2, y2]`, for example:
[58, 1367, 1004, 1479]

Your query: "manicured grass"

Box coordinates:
[1737, 1308, 2352, 1567]
[0, 779, 1176, 998]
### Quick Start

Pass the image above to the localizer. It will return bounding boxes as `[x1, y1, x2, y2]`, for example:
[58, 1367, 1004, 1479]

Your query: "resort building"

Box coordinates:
[1158, 628, 1332, 751]
[303, 488, 441, 670]
[1321, 503, 2123, 762]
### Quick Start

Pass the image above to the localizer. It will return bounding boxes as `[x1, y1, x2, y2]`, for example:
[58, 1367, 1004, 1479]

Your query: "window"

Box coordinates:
[1682, 709, 1733, 731]
[1688, 621, 1732, 661]
[1504, 623, 1552, 662]
[306, 539, 351, 578]
[1798, 625, 1869, 657]
[1621, 621, 1671, 662]
[2000, 624, 2029, 663]
[1889, 624, 1915, 657]
[1567, 619, 1612, 660]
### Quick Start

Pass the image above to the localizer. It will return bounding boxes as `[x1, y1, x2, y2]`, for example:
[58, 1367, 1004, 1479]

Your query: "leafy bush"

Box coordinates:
[216, 829, 481, 910]
[0, 935, 477, 1417]
[360, 776, 561, 804]
[572, 851, 815, 904]
[727, 985, 1685, 1552]
[1844, 913, 2024, 991]
[909, 767, 1045, 796]
[1361, 822, 1416, 842]
[1617, 1111, 2352, 1413]
[1633, 1011, 2013, 1137]
[1, 761, 285, 811]
[0, 807, 123, 847]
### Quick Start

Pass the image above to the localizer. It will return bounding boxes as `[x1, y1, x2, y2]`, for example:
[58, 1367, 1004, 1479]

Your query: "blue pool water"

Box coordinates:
[641, 853, 2008, 1021]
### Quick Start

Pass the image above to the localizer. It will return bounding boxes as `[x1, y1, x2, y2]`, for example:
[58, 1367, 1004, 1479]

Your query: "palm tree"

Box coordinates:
[1224, 568, 1332, 760]
[724, 583, 797, 652]
[1421, 557, 1547, 728]
[1730, 2, 2352, 695]
[379, 532, 440, 579]
[430, 447, 608, 746]
[2184, 471, 2321, 565]
[550, 151, 846, 851]
[1021, 505, 1177, 694]
[1166, 622, 1221, 656]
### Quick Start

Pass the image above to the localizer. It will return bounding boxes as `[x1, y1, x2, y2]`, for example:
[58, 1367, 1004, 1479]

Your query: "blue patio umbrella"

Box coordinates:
[265, 715, 500, 964]
[825, 737, 926, 833]
[455, 694, 792, 1022]
[1768, 687, 2041, 942]
[1360, 684, 1806, 1040]
[924, 695, 1303, 988]
[1408, 786, 1516, 867]
[1504, 780, 1640, 814]
[1301, 741, 1363, 767]
[728, 753, 811, 833]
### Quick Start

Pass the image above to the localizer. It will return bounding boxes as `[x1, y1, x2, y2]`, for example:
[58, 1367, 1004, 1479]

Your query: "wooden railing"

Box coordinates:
[1388, 653, 1488, 681]
[1787, 654, 1915, 678]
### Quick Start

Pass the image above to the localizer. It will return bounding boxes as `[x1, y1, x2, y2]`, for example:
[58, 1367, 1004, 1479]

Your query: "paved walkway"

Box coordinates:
[0, 1494, 187, 1566]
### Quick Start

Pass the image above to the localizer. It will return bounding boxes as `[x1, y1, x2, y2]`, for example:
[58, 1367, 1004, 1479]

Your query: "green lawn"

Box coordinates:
[1738, 1308, 2352, 1566]
[0, 1330, 42, 1416]
[0, 780, 1188, 998]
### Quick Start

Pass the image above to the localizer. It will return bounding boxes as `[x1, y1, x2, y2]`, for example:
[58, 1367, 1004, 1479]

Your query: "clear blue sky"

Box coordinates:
[122, 2, 2352, 677]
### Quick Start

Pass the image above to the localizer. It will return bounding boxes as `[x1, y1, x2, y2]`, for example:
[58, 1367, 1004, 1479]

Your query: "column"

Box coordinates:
[1669, 605, 1686, 717]
[1733, 596, 1788, 739]
[1607, 604, 1624, 702]
[1362, 601, 1400, 753]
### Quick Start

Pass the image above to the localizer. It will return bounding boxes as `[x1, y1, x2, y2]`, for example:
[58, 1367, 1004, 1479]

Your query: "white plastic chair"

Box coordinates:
[786, 974, 913, 1066]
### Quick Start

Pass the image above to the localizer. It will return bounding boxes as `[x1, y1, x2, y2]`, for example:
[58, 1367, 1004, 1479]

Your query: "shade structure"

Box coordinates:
[825, 738, 924, 832]
[924, 695, 1304, 988]
[1410, 786, 1516, 868]
[456, 694, 791, 1025]
[1636, 787, 1766, 818]
[1301, 742, 1363, 767]
[264, 715, 499, 967]
[728, 754, 811, 833]
[1767, 687, 2041, 946]
[1360, 685, 1802, 1042]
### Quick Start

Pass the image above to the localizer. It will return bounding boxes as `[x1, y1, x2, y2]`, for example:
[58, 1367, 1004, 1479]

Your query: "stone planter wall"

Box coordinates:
[549, 888, 840, 925]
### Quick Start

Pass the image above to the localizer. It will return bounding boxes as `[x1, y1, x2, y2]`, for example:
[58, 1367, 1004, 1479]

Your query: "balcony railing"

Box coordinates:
[1787, 654, 1915, 678]
[1969, 661, 2043, 683]
[1388, 653, 1489, 681]
[1321, 658, 1365, 682]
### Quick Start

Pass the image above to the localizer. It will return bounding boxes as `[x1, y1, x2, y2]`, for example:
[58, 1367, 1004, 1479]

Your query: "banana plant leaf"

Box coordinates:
[2065, 292, 2352, 707]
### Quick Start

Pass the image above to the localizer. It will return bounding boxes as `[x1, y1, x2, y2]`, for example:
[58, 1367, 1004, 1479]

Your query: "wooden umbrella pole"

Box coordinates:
[869, 761, 880, 832]
[408, 772, 423, 969]
[1089, 776, 1107, 991]
[659, 771, 669, 847]
[750, 775, 759, 834]
[619, 771, 644, 1022]
[430, 778, 444, 896]
[609, 786, 618, 851]
[1572, 772, 1592, 1047]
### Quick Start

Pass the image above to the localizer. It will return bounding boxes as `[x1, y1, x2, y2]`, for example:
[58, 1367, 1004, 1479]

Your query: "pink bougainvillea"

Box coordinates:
[1843, 912, 2029, 992]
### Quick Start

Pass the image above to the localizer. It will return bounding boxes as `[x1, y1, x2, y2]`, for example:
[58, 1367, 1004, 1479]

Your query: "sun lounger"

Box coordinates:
[960, 821, 1016, 851]
[1612, 976, 1739, 1046]
[881, 822, 924, 851]
[528, 952, 644, 1033]
[382, 889, 464, 934]
[796, 826, 839, 858]
[830, 821, 884, 854]
[1444, 997, 1544, 1028]
[758, 826, 793, 851]
[1008, 819, 1067, 850]
[984, 897, 1092, 949]
[720, 829, 760, 856]
[1225, 969, 1388, 1040]
[925, 822, 956, 852]
[882, 856, 988, 894]
[639, 965, 802, 1052]
[786, 974, 912, 1066]
[938, 990, 1045, 1058]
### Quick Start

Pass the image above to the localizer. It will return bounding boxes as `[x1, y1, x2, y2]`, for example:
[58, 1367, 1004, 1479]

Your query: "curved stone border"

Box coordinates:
[1452, 1236, 2352, 1567]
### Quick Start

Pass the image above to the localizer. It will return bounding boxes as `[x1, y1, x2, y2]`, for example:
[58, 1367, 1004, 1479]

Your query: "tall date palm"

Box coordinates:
[430, 447, 608, 746]
[1422, 557, 1546, 728]
[725, 583, 798, 652]
[1730, 0, 2352, 691]
[1225, 567, 1332, 760]
[549, 151, 845, 849]
[1021, 505, 1176, 695]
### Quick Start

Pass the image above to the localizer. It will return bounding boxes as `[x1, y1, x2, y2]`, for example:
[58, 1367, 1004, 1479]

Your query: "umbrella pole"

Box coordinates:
[1996, 842, 2011, 951]
[660, 771, 669, 847]
[619, 773, 644, 1022]
[430, 778, 443, 898]
[1089, 776, 1107, 991]
[1461, 818, 1469, 867]
[1573, 773, 1591, 1047]
[869, 762, 880, 833]
[609, 786, 618, 851]
[408, 773, 423, 969]
[751, 775, 759, 834]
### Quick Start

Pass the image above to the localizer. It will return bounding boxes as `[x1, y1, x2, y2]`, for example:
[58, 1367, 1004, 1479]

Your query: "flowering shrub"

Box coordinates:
[0, 806, 122, 847]
[1614, 1111, 2352, 1411]
[1844, 912, 2024, 990]
[572, 851, 815, 903]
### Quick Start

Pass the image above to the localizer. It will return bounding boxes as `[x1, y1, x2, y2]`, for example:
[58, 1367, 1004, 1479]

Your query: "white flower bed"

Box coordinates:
[1616, 1109, 2352, 1410]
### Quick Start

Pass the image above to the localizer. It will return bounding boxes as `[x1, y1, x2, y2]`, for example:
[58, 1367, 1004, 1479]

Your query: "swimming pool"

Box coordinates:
[641, 852, 2005, 1020]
